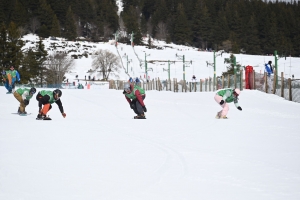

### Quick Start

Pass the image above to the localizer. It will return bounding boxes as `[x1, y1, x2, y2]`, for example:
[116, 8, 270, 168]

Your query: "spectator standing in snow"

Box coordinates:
[264, 61, 274, 92]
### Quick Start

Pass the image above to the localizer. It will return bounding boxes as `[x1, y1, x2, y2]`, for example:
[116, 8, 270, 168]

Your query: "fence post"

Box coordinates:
[281, 72, 284, 98]
[189, 82, 191, 92]
[272, 73, 277, 94]
[288, 78, 292, 101]
[209, 78, 211, 91]
[253, 70, 256, 90]
[227, 74, 230, 88]
[240, 70, 243, 90]
[264, 72, 268, 93]
[234, 73, 237, 89]
[200, 80, 202, 92]
[222, 76, 224, 89]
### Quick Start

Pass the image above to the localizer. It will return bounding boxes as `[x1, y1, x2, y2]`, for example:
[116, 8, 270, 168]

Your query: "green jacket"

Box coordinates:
[216, 88, 239, 108]
[6, 70, 17, 77]
[16, 88, 34, 101]
[125, 85, 145, 100]
[39, 90, 57, 104]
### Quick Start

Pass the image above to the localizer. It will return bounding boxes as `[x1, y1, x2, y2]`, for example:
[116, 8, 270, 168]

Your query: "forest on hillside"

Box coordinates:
[0, 0, 299, 56]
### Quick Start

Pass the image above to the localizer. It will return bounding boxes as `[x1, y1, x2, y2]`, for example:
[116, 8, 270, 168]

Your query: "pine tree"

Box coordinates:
[0, 23, 9, 69]
[243, 15, 261, 55]
[6, 22, 24, 69]
[264, 11, 278, 54]
[122, 5, 142, 45]
[196, 3, 211, 49]
[64, 6, 77, 41]
[11, 0, 28, 27]
[50, 14, 61, 37]
[151, 0, 169, 36]
[212, 10, 229, 50]
[37, 0, 54, 38]
[173, 3, 192, 45]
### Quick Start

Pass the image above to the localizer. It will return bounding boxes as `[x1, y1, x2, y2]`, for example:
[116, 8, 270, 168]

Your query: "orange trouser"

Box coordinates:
[41, 104, 51, 115]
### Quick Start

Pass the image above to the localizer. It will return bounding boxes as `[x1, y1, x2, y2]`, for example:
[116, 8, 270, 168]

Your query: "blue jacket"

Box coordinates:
[265, 64, 273, 76]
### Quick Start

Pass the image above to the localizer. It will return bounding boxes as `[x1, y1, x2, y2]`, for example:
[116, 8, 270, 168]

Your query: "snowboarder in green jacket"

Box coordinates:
[214, 88, 242, 119]
[36, 89, 66, 120]
[123, 82, 147, 119]
[13, 87, 37, 114]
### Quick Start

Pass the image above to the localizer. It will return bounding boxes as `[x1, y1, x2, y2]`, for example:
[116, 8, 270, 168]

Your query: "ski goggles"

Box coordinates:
[124, 88, 131, 93]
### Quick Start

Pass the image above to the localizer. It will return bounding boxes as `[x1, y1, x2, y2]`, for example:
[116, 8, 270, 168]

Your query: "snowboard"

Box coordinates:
[12, 113, 31, 116]
[36, 116, 52, 120]
[133, 116, 146, 119]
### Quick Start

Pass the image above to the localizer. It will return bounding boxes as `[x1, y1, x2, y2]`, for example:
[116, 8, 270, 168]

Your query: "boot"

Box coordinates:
[18, 107, 20, 114]
[221, 115, 228, 119]
[134, 114, 146, 119]
[215, 112, 222, 119]
[36, 114, 45, 120]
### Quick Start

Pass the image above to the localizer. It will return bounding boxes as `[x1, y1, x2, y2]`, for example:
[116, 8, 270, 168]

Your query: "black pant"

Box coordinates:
[36, 93, 52, 112]
[131, 95, 145, 115]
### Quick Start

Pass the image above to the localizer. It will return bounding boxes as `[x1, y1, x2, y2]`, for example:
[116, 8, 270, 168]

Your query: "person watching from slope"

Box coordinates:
[5, 66, 20, 94]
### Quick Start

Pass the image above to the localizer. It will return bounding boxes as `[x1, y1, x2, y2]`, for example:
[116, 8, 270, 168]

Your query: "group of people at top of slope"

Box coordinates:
[2, 66, 66, 120]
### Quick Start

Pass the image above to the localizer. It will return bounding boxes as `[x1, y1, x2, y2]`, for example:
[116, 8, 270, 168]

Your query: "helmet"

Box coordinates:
[124, 82, 131, 92]
[268, 61, 272, 64]
[53, 89, 62, 99]
[234, 88, 241, 95]
[29, 87, 36, 95]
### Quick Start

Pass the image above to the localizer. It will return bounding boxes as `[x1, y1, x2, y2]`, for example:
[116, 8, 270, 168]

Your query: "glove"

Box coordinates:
[220, 100, 225, 105]
[24, 99, 29, 105]
[130, 103, 135, 109]
[142, 106, 147, 112]
[123, 90, 126, 94]
[237, 106, 242, 111]
[62, 113, 66, 118]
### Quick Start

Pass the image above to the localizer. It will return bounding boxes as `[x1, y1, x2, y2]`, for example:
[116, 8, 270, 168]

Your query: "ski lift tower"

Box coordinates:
[206, 50, 224, 90]
[175, 53, 192, 81]
[122, 54, 132, 73]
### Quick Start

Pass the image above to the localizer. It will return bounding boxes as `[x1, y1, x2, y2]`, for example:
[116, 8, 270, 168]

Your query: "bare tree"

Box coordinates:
[45, 52, 75, 85]
[155, 22, 168, 41]
[103, 23, 113, 41]
[147, 20, 153, 37]
[118, 17, 129, 43]
[18, 26, 28, 37]
[92, 49, 121, 80]
[221, 40, 232, 52]
[29, 17, 40, 34]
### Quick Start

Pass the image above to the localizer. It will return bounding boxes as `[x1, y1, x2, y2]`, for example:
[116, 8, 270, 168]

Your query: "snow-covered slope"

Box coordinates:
[1, 86, 300, 200]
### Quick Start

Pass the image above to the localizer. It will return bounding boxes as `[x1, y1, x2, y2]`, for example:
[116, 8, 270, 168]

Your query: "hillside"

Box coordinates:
[22, 34, 300, 84]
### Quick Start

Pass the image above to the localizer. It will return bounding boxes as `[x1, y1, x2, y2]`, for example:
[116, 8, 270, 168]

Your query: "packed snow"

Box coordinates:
[1, 86, 300, 199]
